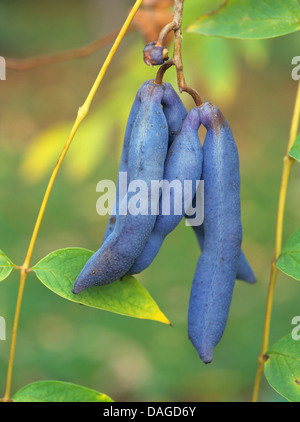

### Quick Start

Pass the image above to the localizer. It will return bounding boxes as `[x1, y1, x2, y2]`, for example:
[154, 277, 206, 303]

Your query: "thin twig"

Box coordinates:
[155, 0, 202, 106]
[252, 80, 300, 402]
[157, 21, 176, 46]
[155, 58, 174, 84]
[6, 27, 135, 71]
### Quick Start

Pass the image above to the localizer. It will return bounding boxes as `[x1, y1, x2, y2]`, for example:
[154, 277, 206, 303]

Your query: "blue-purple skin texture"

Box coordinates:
[162, 82, 188, 147]
[188, 102, 242, 364]
[191, 224, 256, 284]
[143, 42, 168, 66]
[72, 82, 168, 294]
[128, 108, 203, 275]
[103, 81, 187, 243]
[103, 90, 141, 242]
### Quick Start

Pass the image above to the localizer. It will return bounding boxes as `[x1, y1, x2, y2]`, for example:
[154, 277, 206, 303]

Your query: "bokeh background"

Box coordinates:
[0, 0, 299, 402]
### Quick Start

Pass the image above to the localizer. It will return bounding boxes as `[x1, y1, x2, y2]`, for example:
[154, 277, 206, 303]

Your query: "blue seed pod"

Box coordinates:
[129, 107, 203, 275]
[103, 91, 141, 242]
[103, 82, 187, 243]
[72, 81, 169, 294]
[188, 102, 242, 364]
[191, 224, 256, 284]
[162, 82, 188, 147]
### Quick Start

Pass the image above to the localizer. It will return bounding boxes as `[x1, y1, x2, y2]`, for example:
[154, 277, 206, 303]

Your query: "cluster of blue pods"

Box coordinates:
[72, 80, 256, 364]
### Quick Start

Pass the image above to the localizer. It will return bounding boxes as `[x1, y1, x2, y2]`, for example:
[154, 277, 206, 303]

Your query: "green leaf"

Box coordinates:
[0, 250, 14, 282]
[289, 133, 300, 162]
[264, 333, 300, 402]
[186, 0, 300, 40]
[277, 228, 300, 280]
[12, 381, 113, 402]
[32, 248, 170, 325]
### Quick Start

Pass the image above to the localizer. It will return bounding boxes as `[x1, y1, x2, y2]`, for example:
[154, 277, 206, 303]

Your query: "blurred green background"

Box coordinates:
[0, 0, 300, 402]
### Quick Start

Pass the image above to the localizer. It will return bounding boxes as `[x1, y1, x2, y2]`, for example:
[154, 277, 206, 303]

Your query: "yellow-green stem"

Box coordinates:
[252, 80, 300, 402]
[2, 0, 143, 401]
[3, 270, 27, 401]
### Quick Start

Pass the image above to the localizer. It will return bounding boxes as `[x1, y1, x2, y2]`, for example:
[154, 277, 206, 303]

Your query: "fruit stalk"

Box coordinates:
[155, 0, 202, 106]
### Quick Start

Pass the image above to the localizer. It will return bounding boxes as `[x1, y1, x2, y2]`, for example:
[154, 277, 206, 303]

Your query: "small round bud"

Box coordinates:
[143, 42, 169, 67]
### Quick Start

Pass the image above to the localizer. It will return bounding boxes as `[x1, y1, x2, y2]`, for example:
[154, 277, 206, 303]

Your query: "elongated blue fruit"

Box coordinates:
[103, 82, 187, 243]
[188, 102, 242, 364]
[128, 107, 203, 275]
[103, 90, 141, 242]
[162, 82, 188, 147]
[190, 224, 256, 284]
[72, 81, 168, 293]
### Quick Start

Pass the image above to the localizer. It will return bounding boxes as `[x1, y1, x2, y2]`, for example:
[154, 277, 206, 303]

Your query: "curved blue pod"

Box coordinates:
[191, 224, 256, 284]
[103, 82, 187, 243]
[72, 81, 169, 293]
[103, 90, 141, 242]
[188, 102, 242, 364]
[129, 107, 203, 275]
[161, 82, 188, 147]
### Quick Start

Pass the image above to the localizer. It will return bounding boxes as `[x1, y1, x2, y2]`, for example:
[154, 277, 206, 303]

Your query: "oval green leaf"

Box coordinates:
[264, 333, 300, 402]
[32, 248, 170, 325]
[186, 0, 300, 40]
[289, 133, 300, 162]
[0, 250, 14, 282]
[277, 228, 300, 280]
[12, 380, 113, 402]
